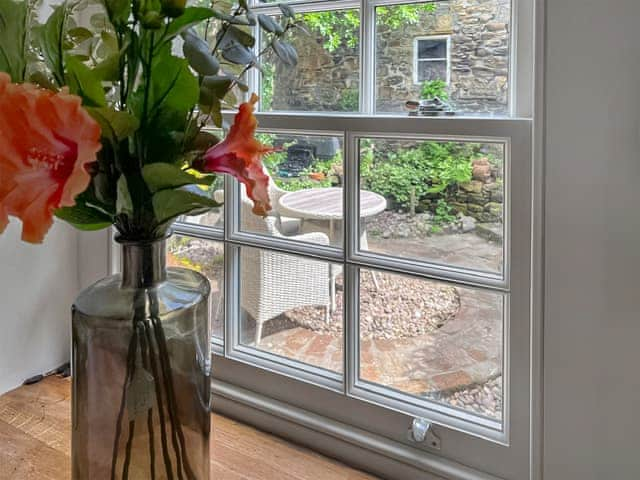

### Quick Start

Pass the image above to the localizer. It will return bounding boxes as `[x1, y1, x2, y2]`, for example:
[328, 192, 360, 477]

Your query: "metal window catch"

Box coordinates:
[408, 418, 441, 450]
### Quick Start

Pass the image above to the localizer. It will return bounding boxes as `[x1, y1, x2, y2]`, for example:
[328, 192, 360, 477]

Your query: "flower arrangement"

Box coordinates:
[0, 2, 301, 478]
[0, 0, 300, 244]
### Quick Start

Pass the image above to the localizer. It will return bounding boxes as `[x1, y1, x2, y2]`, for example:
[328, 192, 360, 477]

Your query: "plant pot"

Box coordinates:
[72, 235, 211, 479]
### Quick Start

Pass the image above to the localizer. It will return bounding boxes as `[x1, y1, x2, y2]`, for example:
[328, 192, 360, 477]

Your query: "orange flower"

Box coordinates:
[0, 73, 102, 243]
[199, 94, 273, 216]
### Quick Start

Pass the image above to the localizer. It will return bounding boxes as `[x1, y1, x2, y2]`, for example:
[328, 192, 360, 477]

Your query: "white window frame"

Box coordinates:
[96, 1, 542, 479]
[413, 35, 451, 85]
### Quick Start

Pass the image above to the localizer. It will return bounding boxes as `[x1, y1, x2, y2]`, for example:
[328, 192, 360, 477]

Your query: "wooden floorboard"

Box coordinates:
[0, 376, 378, 479]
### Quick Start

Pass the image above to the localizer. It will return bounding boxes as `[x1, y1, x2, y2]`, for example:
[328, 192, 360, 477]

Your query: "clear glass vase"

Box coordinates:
[72, 236, 211, 479]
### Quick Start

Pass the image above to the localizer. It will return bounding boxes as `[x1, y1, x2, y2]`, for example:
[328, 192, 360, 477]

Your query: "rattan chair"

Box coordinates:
[238, 192, 336, 345]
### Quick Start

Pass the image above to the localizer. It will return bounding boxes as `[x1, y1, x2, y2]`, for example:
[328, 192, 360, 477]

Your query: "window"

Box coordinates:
[414, 36, 450, 84]
[153, 1, 535, 478]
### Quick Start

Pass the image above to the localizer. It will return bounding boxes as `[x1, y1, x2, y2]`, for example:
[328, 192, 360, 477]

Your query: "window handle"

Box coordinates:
[408, 418, 441, 450]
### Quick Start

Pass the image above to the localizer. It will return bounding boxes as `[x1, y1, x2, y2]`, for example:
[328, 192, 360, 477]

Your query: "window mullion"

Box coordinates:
[360, 0, 375, 115]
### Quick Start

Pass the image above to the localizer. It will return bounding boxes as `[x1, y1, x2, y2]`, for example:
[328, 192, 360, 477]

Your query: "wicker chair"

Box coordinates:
[238, 193, 335, 345]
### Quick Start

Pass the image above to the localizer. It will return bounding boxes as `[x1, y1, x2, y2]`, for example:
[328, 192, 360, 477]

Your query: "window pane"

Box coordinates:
[167, 235, 224, 339]
[417, 60, 447, 83]
[417, 39, 447, 59]
[261, 10, 360, 112]
[376, 1, 510, 114]
[358, 137, 505, 274]
[358, 268, 504, 421]
[240, 133, 344, 248]
[238, 246, 343, 374]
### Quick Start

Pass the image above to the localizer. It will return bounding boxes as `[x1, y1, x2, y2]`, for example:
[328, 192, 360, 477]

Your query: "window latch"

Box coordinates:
[408, 417, 441, 450]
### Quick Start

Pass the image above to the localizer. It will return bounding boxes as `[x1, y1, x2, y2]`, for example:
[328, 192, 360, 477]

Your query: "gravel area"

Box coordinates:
[285, 272, 460, 340]
[435, 376, 502, 420]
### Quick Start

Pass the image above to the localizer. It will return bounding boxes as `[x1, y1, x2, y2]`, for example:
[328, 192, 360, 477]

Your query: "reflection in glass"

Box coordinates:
[358, 268, 504, 421]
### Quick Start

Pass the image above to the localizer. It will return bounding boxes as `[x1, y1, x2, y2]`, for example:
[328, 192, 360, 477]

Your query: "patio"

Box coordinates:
[169, 227, 504, 420]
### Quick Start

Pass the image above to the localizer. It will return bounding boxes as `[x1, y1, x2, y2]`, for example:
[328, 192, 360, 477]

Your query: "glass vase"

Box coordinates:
[72, 236, 212, 479]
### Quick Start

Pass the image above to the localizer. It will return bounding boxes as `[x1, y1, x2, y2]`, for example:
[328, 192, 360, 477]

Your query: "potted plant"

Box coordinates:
[419, 79, 452, 116]
[0, 0, 298, 478]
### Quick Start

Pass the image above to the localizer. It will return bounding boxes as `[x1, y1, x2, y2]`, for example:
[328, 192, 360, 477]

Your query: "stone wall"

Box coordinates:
[271, 0, 510, 114]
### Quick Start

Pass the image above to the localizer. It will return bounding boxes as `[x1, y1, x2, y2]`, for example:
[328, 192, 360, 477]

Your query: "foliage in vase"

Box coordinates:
[0, 0, 299, 243]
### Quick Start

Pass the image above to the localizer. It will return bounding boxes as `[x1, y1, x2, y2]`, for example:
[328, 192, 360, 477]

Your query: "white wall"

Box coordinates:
[543, 1, 640, 479]
[0, 222, 79, 394]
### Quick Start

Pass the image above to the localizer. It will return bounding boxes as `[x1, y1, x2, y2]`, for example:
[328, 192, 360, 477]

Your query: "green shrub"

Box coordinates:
[361, 141, 475, 208]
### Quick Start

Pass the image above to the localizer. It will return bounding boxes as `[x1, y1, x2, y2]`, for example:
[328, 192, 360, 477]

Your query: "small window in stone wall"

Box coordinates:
[414, 36, 450, 84]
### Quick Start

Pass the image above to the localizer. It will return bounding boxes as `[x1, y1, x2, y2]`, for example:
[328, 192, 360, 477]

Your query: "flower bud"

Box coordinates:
[141, 10, 164, 29]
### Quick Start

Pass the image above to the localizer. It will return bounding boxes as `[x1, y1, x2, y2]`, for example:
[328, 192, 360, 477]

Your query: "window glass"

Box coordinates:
[359, 268, 504, 422]
[375, 1, 511, 114]
[240, 133, 345, 248]
[358, 137, 505, 275]
[260, 10, 360, 112]
[238, 246, 344, 374]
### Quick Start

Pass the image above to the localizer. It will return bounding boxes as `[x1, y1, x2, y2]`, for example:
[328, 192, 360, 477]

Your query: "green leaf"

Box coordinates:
[0, 0, 28, 81]
[67, 27, 93, 44]
[92, 53, 121, 81]
[142, 163, 215, 193]
[165, 7, 214, 40]
[36, 3, 69, 86]
[148, 52, 199, 122]
[152, 187, 221, 225]
[257, 14, 283, 34]
[55, 199, 113, 231]
[87, 107, 139, 142]
[117, 175, 134, 216]
[65, 57, 106, 107]
[183, 30, 219, 76]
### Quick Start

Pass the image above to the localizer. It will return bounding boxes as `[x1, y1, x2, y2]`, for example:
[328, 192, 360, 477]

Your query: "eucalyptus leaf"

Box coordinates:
[142, 163, 215, 193]
[0, 0, 28, 81]
[218, 36, 254, 65]
[210, 9, 250, 25]
[183, 31, 220, 76]
[226, 25, 255, 48]
[272, 39, 298, 66]
[278, 3, 295, 18]
[258, 14, 283, 34]
[152, 187, 221, 225]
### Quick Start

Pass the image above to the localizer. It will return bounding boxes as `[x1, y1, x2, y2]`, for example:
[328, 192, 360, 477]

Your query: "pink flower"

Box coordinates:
[199, 94, 273, 216]
[0, 73, 102, 243]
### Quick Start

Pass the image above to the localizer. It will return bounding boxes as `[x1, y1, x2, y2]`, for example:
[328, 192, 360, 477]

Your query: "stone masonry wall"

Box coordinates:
[272, 0, 510, 114]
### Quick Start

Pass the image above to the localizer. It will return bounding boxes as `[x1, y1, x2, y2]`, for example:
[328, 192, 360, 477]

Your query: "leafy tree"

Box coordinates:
[304, 4, 437, 52]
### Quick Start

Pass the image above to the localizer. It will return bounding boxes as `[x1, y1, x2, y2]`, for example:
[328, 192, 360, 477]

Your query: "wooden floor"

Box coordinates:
[0, 376, 377, 480]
